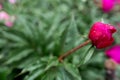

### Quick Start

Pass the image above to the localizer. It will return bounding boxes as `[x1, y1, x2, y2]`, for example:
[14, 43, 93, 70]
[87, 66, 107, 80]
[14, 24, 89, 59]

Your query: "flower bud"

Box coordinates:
[105, 45, 120, 64]
[102, 0, 115, 12]
[89, 22, 116, 49]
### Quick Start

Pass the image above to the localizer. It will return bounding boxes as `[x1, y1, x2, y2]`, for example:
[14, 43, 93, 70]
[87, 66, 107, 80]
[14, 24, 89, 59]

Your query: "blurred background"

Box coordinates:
[0, 0, 120, 80]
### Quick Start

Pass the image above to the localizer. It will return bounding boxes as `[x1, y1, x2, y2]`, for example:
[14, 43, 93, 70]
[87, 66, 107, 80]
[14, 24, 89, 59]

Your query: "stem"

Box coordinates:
[93, 0, 102, 8]
[105, 68, 115, 80]
[58, 39, 91, 62]
[105, 59, 117, 80]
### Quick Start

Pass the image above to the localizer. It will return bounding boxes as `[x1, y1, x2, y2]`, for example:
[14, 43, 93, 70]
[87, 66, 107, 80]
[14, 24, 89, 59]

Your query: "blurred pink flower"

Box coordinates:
[4, 21, 13, 27]
[105, 45, 120, 64]
[116, 0, 120, 4]
[0, 11, 10, 21]
[102, 0, 115, 12]
[8, 0, 16, 4]
[0, 11, 15, 27]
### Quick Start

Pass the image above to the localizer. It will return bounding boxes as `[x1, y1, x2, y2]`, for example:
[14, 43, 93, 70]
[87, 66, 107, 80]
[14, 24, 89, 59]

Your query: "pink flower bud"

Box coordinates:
[89, 22, 116, 49]
[105, 45, 120, 64]
[102, 0, 115, 12]
[8, 0, 16, 4]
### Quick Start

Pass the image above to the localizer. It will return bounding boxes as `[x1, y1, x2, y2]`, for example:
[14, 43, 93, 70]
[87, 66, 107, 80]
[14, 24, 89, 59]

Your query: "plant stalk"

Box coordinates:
[105, 59, 117, 80]
[58, 39, 91, 62]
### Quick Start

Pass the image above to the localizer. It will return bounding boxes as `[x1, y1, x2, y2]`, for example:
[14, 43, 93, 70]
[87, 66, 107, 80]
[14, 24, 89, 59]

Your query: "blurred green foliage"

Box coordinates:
[0, 0, 120, 80]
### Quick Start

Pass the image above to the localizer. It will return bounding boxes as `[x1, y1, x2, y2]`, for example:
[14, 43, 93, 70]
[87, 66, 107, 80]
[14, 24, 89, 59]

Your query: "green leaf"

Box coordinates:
[24, 67, 45, 80]
[41, 67, 58, 80]
[0, 67, 10, 80]
[58, 22, 69, 54]
[2, 31, 26, 43]
[22, 64, 43, 73]
[58, 67, 73, 80]
[78, 45, 95, 66]
[46, 14, 63, 40]
[5, 49, 33, 64]
[64, 63, 81, 80]
[83, 47, 95, 64]
[0, 39, 7, 47]
[45, 58, 59, 71]
[63, 13, 84, 52]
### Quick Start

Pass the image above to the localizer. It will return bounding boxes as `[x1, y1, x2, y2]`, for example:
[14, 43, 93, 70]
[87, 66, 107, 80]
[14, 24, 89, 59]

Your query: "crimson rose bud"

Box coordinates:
[89, 22, 116, 49]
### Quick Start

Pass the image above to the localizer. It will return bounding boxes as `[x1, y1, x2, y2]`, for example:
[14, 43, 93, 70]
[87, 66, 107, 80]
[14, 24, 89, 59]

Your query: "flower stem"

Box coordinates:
[58, 39, 91, 62]
[105, 59, 117, 80]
